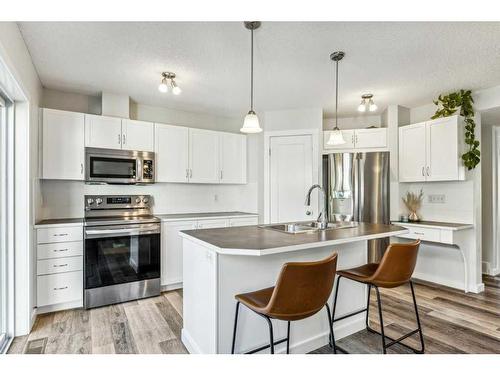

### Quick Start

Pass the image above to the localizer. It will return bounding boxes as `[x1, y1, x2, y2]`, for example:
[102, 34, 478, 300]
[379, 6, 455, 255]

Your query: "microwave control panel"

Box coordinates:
[143, 159, 154, 180]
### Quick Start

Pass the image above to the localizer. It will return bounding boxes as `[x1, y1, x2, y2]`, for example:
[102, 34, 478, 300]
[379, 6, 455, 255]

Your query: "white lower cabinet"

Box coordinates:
[36, 225, 83, 312]
[161, 220, 197, 287]
[160, 215, 258, 289]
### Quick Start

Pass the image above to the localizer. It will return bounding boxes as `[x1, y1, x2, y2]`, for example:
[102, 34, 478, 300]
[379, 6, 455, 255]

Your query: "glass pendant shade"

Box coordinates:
[358, 101, 366, 112]
[240, 111, 262, 133]
[368, 100, 377, 112]
[158, 80, 168, 93]
[326, 128, 346, 145]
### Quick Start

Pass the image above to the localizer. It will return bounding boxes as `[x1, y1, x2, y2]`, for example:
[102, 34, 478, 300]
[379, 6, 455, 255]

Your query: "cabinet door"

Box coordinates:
[354, 128, 387, 148]
[121, 119, 154, 152]
[85, 114, 122, 150]
[426, 117, 461, 181]
[228, 217, 258, 227]
[161, 220, 197, 286]
[155, 123, 189, 183]
[398, 123, 427, 182]
[196, 219, 228, 229]
[189, 129, 220, 183]
[219, 133, 247, 184]
[42, 109, 85, 180]
[323, 130, 355, 150]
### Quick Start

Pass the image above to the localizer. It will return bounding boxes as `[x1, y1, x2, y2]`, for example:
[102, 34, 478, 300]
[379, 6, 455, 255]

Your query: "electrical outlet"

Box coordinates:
[428, 194, 446, 204]
[214, 194, 219, 202]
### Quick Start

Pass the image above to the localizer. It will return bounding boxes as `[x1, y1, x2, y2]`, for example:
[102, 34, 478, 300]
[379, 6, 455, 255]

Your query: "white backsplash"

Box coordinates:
[38, 180, 258, 219]
[399, 180, 474, 223]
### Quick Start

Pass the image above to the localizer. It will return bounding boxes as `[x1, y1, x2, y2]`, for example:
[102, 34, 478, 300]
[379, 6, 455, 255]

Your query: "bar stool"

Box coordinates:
[231, 253, 338, 354]
[331, 240, 425, 354]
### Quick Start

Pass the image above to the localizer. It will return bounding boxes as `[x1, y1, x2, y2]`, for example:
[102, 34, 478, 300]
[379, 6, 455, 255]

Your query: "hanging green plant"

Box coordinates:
[431, 89, 480, 170]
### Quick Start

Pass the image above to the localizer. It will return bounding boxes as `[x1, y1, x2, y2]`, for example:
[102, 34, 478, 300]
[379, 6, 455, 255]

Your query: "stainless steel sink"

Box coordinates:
[259, 221, 358, 234]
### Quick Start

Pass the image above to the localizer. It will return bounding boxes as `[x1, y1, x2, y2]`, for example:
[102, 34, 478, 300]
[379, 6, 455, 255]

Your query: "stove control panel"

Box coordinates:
[84, 195, 153, 211]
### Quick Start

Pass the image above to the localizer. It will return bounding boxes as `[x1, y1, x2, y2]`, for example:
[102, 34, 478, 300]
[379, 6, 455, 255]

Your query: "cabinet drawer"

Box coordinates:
[37, 241, 83, 260]
[37, 271, 83, 307]
[37, 226, 83, 244]
[400, 226, 441, 242]
[197, 219, 228, 229]
[37, 256, 83, 276]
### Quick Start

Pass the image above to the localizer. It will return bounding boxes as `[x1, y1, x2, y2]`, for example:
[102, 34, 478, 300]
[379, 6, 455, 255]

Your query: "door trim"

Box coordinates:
[263, 129, 319, 224]
[491, 126, 500, 275]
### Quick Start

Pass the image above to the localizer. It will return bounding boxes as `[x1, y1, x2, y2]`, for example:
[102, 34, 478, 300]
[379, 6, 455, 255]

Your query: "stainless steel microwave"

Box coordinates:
[85, 147, 155, 184]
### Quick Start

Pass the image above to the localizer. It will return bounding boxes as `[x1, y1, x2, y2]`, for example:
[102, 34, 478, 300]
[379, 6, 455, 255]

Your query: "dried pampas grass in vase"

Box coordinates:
[402, 189, 424, 222]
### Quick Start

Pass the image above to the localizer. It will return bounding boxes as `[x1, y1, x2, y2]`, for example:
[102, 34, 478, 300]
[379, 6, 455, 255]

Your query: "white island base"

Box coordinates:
[181, 238, 370, 354]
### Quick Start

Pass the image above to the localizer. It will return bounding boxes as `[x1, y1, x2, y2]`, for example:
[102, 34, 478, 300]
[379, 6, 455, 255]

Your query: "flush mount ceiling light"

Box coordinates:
[326, 51, 346, 146]
[240, 21, 262, 134]
[158, 72, 181, 95]
[358, 93, 377, 112]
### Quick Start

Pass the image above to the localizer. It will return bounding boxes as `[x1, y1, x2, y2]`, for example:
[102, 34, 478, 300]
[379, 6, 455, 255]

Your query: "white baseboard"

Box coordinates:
[413, 272, 465, 291]
[482, 261, 500, 276]
[161, 282, 183, 292]
[181, 315, 366, 354]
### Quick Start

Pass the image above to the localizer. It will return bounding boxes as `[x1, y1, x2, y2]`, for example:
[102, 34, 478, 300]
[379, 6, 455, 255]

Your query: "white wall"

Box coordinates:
[0, 22, 43, 335]
[38, 88, 259, 220]
[323, 114, 381, 130]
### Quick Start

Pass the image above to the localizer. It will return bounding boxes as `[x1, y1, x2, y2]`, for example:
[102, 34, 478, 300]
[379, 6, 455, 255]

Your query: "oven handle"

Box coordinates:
[85, 224, 160, 239]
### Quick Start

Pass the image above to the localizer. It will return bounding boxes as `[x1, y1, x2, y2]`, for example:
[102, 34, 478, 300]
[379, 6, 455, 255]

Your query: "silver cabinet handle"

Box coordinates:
[352, 134, 355, 144]
[80, 163, 83, 174]
[426, 166, 430, 176]
[186, 169, 189, 179]
[118, 134, 121, 144]
[190, 169, 193, 178]
[220, 170, 223, 180]
[54, 248, 68, 253]
[53, 264, 68, 268]
[53, 233, 68, 237]
[355, 135, 358, 143]
[414, 232, 425, 235]
[122, 134, 126, 145]
[422, 167, 425, 176]
[53, 286, 68, 291]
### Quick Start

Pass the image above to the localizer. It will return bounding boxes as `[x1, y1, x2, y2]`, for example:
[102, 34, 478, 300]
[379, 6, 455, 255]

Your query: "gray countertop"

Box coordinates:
[34, 218, 84, 228]
[392, 220, 473, 231]
[180, 222, 408, 255]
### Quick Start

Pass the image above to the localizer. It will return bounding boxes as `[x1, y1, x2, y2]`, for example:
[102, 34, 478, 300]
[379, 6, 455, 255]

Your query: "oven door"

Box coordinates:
[86, 148, 139, 184]
[84, 223, 160, 291]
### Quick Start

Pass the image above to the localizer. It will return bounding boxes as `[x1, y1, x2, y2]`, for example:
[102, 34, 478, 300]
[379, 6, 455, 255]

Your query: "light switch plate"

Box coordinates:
[428, 194, 446, 204]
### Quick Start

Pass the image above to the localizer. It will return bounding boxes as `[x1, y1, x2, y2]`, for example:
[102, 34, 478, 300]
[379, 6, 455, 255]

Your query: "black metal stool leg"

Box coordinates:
[231, 302, 240, 354]
[329, 275, 342, 346]
[374, 286, 387, 354]
[410, 281, 425, 353]
[365, 284, 372, 328]
[264, 315, 275, 354]
[286, 321, 291, 354]
[325, 303, 337, 354]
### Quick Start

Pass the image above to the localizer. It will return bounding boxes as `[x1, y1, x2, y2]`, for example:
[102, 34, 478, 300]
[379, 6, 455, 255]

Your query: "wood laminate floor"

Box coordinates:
[8, 276, 500, 354]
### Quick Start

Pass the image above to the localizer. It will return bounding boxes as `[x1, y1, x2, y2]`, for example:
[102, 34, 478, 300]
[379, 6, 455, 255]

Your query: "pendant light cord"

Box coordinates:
[250, 28, 254, 112]
[334, 59, 339, 130]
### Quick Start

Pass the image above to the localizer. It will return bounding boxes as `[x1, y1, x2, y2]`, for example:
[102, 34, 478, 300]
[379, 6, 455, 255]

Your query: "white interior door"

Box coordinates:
[189, 129, 219, 183]
[155, 124, 189, 182]
[269, 135, 314, 223]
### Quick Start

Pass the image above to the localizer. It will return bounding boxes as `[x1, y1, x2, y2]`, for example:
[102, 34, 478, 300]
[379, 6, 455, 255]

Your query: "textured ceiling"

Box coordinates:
[18, 22, 500, 118]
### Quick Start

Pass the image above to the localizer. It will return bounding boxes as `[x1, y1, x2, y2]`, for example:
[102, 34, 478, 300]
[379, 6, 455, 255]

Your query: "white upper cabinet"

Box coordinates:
[189, 128, 220, 184]
[219, 133, 247, 184]
[399, 116, 465, 182]
[323, 128, 387, 151]
[355, 128, 387, 149]
[121, 119, 154, 152]
[85, 114, 122, 150]
[323, 130, 355, 150]
[426, 116, 464, 181]
[155, 123, 189, 183]
[42, 108, 85, 180]
[399, 122, 427, 182]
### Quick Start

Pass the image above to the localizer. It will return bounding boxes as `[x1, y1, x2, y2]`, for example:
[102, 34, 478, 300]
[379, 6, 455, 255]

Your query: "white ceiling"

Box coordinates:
[18, 22, 500, 118]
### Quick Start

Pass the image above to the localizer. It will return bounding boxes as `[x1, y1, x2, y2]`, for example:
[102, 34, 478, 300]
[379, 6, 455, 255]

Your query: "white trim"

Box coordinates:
[161, 282, 183, 292]
[263, 129, 320, 224]
[492, 126, 500, 276]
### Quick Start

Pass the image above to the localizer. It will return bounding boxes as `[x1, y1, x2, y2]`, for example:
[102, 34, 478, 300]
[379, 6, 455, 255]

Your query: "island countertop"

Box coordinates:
[180, 222, 408, 256]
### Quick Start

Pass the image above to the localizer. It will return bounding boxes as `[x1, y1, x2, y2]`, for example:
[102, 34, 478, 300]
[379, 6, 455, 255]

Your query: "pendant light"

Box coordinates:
[326, 51, 346, 146]
[240, 21, 262, 134]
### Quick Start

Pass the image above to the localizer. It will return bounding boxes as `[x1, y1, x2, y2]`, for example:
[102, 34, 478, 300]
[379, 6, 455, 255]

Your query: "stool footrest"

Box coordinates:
[332, 308, 367, 323]
[367, 326, 424, 353]
[244, 337, 289, 354]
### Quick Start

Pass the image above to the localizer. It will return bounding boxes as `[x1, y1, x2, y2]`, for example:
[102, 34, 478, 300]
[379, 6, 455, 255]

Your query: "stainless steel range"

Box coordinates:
[84, 194, 161, 309]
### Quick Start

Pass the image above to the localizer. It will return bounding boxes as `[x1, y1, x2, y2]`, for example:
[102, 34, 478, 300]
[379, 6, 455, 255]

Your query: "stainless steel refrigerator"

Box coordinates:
[322, 152, 390, 263]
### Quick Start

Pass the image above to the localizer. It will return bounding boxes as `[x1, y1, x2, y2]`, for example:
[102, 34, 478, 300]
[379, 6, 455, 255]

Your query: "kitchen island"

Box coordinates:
[179, 222, 407, 354]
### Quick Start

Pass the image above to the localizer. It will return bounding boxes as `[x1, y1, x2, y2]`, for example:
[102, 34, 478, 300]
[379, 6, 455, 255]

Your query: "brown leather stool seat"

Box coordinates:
[231, 253, 338, 354]
[332, 240, 425, 354]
